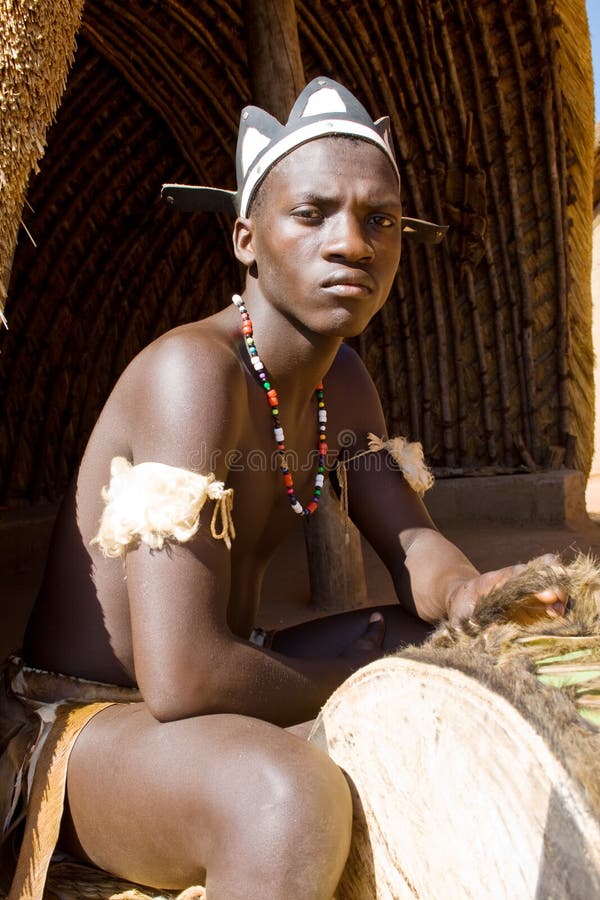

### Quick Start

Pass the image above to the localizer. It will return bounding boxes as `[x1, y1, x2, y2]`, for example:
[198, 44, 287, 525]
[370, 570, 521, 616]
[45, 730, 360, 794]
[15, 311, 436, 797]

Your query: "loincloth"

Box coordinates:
[0, 656, 141, 900]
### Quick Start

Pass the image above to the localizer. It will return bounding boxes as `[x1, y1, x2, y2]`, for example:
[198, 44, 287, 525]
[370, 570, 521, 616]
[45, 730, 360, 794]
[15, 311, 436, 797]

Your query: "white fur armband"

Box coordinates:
[367, 433, 434, 496]
[91, 457, 235, 557]
[335, 432, 434, 531]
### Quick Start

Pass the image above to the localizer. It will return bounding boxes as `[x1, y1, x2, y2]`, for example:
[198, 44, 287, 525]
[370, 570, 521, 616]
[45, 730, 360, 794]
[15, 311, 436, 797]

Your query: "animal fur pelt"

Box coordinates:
[400, 553, 600, 822]
[92, 457, 235, 555]
[429, 553, 600, 673]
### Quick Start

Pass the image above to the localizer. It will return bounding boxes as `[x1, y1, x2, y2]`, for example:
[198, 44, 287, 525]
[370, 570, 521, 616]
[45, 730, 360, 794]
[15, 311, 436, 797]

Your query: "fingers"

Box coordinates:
[473, 564, 524, 600]
[497, 557, 568, 608]
[528, 555, 568, 616]
[497, 555, 560, 586]
[537, 553, 560, 566]
[532, 587, 569, 617]
[536, 587, 566, 604]
[473, 556, 570, 624]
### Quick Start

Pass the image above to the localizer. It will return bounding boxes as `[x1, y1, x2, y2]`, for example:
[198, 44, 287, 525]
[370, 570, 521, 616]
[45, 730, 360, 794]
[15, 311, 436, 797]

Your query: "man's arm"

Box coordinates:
[120, 333, 361, 726]
[343, 456, 481, 623]
[125, 531, 359, 725]
[327, 346, 566, 624]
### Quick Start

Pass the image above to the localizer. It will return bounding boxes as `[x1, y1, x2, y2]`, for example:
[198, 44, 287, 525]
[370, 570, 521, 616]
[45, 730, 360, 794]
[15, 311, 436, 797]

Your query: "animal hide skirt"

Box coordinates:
[0, 656, 141, 900]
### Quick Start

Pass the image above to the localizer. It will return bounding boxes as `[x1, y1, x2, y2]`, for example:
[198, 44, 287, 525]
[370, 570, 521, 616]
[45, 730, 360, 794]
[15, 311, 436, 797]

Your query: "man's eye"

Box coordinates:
[293, 207, 323, 220]
[370, 214, 395, 228]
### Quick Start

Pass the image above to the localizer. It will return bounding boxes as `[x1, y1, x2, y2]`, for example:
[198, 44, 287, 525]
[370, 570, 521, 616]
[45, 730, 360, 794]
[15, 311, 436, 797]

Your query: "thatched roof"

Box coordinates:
[595, 122, 600, 210]
[0, 0, 595, 503]
[0, 0, 84, 322]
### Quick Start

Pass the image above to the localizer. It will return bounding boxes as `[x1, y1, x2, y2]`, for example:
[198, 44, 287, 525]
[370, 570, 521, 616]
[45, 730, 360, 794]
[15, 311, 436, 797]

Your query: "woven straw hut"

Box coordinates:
[591, 123, 600, 475]
[0, 0, 595, 506]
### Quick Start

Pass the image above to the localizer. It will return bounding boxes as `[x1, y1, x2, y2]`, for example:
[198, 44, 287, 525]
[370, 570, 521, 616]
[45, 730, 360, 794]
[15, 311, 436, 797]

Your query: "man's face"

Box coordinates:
[238, 137, 403, 338]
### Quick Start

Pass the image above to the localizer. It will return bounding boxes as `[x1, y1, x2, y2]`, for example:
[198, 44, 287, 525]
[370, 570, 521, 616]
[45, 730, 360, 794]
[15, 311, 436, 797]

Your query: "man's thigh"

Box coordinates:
[60, 702, 342, 890]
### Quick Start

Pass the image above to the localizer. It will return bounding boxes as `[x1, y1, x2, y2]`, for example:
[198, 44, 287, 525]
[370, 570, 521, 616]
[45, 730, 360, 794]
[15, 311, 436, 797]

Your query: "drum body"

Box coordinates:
[310, 655, 600, 900]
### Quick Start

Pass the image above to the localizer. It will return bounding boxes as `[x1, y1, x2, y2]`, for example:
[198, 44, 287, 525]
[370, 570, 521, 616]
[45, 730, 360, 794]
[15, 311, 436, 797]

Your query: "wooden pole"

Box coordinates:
[303, 481, 368, 612]
[243, 0, 306, 122]
[242, 0, 368, 611]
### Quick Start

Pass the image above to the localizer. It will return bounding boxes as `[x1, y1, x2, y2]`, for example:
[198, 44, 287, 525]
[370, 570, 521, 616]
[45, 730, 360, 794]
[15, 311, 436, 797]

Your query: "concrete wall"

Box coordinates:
[424, 470, 588, 529]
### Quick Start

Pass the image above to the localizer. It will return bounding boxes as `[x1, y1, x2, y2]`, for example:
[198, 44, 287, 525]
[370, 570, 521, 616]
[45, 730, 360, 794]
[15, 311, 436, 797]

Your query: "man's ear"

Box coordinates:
[233, 217, 256, 267]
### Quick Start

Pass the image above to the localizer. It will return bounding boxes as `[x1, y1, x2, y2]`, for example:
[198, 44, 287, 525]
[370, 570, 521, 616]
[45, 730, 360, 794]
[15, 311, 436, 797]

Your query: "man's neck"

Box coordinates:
[239, 285, 342, 410]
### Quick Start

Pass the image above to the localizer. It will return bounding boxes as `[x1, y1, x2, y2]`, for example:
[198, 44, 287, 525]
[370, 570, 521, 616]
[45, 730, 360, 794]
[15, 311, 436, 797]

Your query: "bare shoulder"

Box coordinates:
[326, 344, 386, 445]
[328, 343, 376, 391]
[107, 315, 247, 474]
[129, 317, 242, 395]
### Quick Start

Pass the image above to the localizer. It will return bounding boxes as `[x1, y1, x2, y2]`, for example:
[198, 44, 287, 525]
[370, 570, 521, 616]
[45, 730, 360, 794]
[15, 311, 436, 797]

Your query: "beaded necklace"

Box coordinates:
[232, 294, 327, 516]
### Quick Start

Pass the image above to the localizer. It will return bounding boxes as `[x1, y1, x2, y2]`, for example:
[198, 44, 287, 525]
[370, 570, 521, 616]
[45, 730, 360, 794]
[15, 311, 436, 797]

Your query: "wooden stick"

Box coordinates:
[464, 268, 497, 462]
[471, 1, 539, 461]
[407, 245, 434, 454]
[451, 0, 533, 457]
[542, 3, 570, 445]
[514, 433, 537, 471]
[244, 0, 305, 119]
[378, 301, 401, 431]
[501, 0, 545, 251]
[394, 275, 422, 442]
[484, 240, 514, 465]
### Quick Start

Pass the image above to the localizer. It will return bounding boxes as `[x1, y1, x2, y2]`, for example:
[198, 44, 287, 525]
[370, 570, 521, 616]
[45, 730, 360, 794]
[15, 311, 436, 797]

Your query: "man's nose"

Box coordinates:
[323, 215, 374, 262]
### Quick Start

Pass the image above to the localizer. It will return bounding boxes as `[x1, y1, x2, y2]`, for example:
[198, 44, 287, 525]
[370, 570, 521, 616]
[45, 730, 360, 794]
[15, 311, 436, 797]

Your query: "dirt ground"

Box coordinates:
[4, 476, 600, 660]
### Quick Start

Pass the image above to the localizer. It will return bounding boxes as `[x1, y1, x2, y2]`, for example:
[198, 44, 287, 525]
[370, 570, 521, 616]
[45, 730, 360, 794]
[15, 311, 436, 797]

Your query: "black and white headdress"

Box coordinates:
[162, 77, 447, 244]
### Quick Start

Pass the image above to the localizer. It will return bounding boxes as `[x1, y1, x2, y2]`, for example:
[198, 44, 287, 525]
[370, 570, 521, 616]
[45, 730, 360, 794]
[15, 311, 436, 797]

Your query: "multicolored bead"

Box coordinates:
[232, 293, 327, 517]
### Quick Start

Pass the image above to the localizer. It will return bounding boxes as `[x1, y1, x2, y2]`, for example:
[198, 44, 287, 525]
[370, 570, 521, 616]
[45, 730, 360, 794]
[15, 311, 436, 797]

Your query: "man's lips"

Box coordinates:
[320, 270, 374, 293]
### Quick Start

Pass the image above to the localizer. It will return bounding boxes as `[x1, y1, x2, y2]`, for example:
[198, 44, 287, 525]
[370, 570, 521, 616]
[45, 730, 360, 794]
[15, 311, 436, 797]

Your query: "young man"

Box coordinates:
[12, 78, 565, 899]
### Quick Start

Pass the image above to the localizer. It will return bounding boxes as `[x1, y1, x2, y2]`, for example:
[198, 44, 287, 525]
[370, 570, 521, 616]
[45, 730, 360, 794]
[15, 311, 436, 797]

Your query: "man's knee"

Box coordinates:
[212, 738, 352, 897]
[224, 736, 351, 840]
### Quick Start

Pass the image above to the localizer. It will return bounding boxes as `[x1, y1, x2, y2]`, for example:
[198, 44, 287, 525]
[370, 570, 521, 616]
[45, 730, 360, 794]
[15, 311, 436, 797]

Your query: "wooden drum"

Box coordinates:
[310, 556, 600, 899]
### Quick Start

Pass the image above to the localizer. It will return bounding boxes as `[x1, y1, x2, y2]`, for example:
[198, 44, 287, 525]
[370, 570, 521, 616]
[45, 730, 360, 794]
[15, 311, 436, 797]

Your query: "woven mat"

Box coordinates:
[0, 859, 205, 900]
